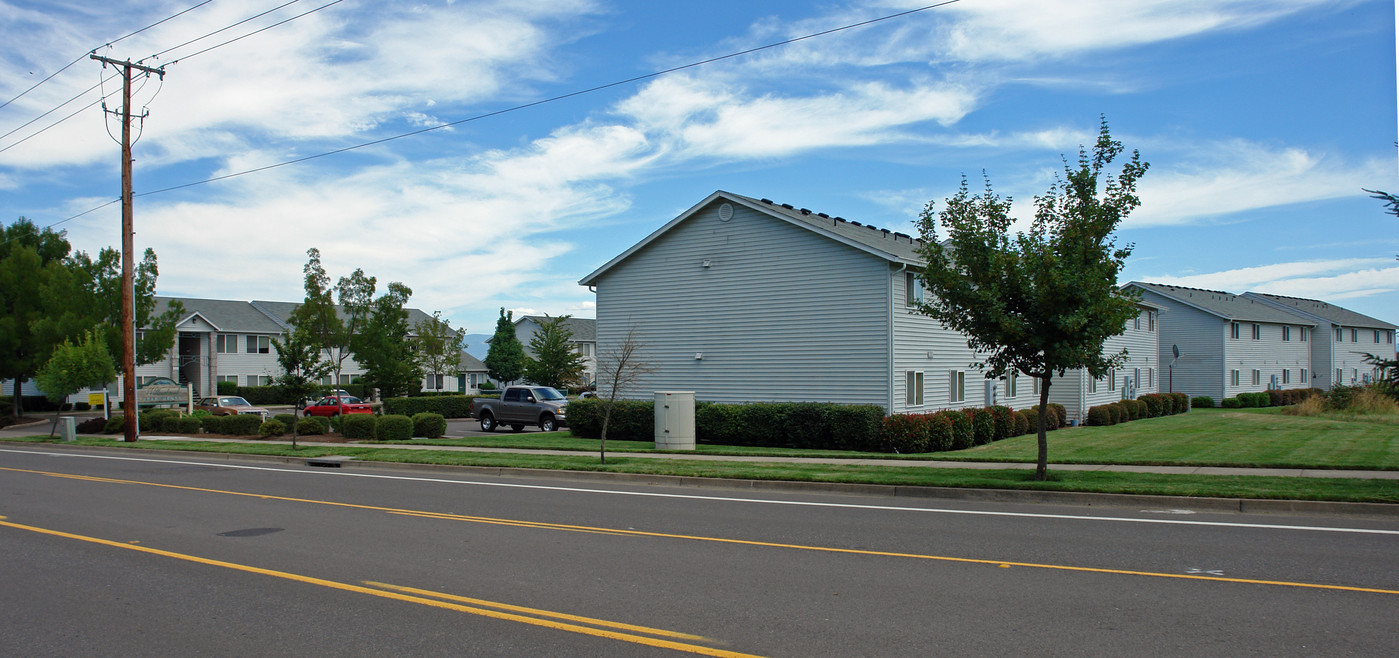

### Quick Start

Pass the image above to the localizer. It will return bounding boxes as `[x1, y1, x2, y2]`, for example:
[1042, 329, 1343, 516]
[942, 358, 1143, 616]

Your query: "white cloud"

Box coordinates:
[1143, 258, 1399, 301]
[1129, 142, 1392, 227]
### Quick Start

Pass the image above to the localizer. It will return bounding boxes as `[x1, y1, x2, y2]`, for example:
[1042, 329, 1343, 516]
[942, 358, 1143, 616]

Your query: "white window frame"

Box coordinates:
[1251, 369, 1260, 386]
[1230, 323, 1240, 340]
[905, 371, 925, 406]
[1282, 326, 1291, 341]
[1251, 324, 1261, 340]
[948, 370, 965, 403]
[905, 272, 923, 306]
[1006, 373, 1017, 398]
[215, 333, 237, 354]
[1230, 370, 1239, 387]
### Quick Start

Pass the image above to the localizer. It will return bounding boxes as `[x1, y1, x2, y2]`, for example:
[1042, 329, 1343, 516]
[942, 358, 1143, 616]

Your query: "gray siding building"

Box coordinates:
[1243, 292, 1397, 387]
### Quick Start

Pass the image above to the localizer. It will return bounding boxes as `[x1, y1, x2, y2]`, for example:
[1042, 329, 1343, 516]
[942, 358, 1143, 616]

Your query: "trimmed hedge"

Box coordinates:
[259, 419, 286, 437]
[878, 414, 933, 453]
[1220, 396, 1244, 408]
[567, 398, 884, 450]
[989, 405, 1014, 440]
[412, 412, 447, 439]
[200, 415, 225, 434]
[938, 410, 974, 450]
[274, 413, 297, 428]
[1012, 409, 1031, 436]
[297, 417, 327, 435]
[966, 408, 995, 446]
[376, 414, 413, 441]
[217, 380, 238, 395]
[104, 415, 125, 433]
[223, 414, 262, 436]
[342, 414, 378, 440]
[1086, 405, 1112, 426]
[76, 417, 106, 434]
[1191, 396, 1215, 409]
[383, 395, 477, 419]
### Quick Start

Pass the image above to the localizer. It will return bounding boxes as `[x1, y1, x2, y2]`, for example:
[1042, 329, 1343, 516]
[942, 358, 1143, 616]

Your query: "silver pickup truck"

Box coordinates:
[471, 386, 569, 432]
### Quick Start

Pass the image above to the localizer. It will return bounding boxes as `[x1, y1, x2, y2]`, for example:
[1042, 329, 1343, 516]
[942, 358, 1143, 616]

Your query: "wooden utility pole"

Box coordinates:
[91, 54, 164, 443]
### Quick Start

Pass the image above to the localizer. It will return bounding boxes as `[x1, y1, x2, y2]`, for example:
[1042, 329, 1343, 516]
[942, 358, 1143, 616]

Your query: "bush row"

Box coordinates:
[1218, 388, 1321, 409]
[380, 395, 493, 418]
[98, 409, 446, 440]
[0, 395, 92, 413]
[1085, 393, 1189, 426]
[567, 398, 886, 451]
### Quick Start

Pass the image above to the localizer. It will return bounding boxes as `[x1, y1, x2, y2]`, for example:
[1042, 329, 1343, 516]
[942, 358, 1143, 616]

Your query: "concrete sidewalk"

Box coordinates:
[4, 420, 1397, 480]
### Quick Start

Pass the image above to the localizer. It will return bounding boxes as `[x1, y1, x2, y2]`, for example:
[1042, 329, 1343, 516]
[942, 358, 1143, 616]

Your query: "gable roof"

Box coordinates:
[1126, 282, 1315, 325]
[1242, 292, 1398, 330]
[252, 300, 442, 334]
[580, 190, 926, 285]
[516, 315, 597, 342]
[154, 297, 286, 333]
[458, 351, 487, 372]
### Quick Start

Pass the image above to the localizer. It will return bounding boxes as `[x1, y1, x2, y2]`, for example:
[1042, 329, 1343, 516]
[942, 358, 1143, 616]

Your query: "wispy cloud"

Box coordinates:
[1142, 258, 1399, 300]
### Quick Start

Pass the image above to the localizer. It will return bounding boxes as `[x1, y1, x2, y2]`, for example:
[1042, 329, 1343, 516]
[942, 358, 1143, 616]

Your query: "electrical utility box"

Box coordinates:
[654, 391, 696, 450]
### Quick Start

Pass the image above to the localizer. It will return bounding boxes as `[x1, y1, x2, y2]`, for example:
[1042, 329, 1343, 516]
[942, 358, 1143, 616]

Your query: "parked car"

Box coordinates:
[195, 396, 269, 419]
[471, 386, 568, 432]
[303, 395, 374, 417]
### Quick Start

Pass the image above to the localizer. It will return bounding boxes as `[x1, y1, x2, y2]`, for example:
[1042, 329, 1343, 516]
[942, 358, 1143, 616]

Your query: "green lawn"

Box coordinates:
[6, 435, 1397, 503]
[386, 407, 1399, 470]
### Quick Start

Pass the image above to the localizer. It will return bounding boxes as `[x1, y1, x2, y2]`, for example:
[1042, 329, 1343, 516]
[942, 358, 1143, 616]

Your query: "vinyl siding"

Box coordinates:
[592, 200, 890, 405]
[1137, 289, 1225, 400]
[1048, 308, 1160, 424]
[1223, 321, 1311, 396]
[890, 273, 1007, 414]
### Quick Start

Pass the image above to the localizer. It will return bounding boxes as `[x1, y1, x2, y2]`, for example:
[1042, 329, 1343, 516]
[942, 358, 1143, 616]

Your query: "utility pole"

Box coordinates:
[91, 54, 164, 443]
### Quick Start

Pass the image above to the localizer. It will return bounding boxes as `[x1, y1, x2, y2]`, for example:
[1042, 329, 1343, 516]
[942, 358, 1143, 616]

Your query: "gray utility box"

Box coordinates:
[654, 391, 696, 450]
[59, 416, 76, 442]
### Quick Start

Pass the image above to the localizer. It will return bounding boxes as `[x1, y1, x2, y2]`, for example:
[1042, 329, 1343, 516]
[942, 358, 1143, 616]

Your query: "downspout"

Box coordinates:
[889, 263, 907, 413]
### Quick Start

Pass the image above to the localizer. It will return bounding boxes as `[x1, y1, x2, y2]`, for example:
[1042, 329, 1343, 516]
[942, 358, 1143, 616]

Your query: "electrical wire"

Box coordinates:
[0, 0, 216, 112]
[23, 0, 961, 235]
[166, 0, 343, 65]
[140, 0, 302, 64]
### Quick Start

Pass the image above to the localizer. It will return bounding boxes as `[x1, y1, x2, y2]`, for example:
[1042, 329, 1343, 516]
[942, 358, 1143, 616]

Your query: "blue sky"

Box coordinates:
[2, 0, 1396, 341]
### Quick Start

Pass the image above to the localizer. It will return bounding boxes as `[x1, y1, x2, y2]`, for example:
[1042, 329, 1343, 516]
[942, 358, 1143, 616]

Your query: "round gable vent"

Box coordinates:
[718, 202, 733, 222]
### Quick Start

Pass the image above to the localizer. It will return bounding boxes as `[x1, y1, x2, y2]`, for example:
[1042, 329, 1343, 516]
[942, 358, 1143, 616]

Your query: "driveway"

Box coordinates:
[445, 417, 549, 438]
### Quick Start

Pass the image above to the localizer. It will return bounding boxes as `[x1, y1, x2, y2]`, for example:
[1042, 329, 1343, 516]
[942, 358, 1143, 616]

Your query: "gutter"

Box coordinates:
[889, 263, 907, 413]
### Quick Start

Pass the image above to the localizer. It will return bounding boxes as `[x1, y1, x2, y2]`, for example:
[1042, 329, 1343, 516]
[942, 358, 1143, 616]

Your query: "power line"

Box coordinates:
[26, 0, 961, 234]
[165, 0, 344, 65]
[0, 0, 215, 112]
[141, 0, 303, 64]
[138, 0, 961, 198]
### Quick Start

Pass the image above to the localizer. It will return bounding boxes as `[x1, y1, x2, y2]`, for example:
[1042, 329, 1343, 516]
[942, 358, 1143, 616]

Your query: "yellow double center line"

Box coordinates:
[4, 465, 1399, 597]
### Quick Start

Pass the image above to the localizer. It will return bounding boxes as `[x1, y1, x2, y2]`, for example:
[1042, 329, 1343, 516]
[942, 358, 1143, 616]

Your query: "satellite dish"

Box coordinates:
[1172, 344, 1180, 359]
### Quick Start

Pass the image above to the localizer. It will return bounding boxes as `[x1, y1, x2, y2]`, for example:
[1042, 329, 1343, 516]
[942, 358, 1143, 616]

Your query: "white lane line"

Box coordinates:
[3, 447, 1398, 536]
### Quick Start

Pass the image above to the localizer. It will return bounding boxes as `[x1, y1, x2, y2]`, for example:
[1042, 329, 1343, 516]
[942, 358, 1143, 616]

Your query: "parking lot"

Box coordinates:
[444, 417, 550, 437]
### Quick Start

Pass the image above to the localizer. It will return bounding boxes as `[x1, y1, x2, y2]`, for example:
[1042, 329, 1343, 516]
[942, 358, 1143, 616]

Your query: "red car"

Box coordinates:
[303, 396, 374, 417]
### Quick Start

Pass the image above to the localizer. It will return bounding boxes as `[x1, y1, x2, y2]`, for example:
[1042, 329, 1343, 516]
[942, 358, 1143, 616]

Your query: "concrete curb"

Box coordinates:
[5, 441, 1396, 519]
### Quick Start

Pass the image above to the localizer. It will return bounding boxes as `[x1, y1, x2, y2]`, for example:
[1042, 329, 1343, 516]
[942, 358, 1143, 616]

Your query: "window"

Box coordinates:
[1336, 327, 1344, 341]
[250, 375, 272, 386]
[1251, 370, 1260, 386]
[1133, 368, 1141, 390]
[905, 371, 924, 406]
[1387, 330, 1395, 344]
[428, 374, 444, 390]
[1108, 369, 1116, 391]
[1376, 330, 1383, 344]
[319, 376, 333, 386]
[338, 374, 362, 386]
[905, 272, 923, 306]
[1230, 323, 1240, 339]
[1088, 377, 1098, 394]
[1282, 326, 1291, 341]
[1032, 377, 1041, 395]
[1336, 368, 1343, 384]
[245, 335, 270, 354]
[1301, 368, 1308, 383]
[215, 375, 237, 384]
[216, 334, 237, 353]
[948, 370, 965, 403]
[1148, 311, 1156, 332]
[1282, 369, 1291, 384]
[1251, 324, 1261, 340]
[1300, 327, 1308, 342]
[1006, 373, 1017, 398]
[1134, 315, 1141, 330]
[1230, 370, 1239, 387]
[1351, 328, 1358, 342]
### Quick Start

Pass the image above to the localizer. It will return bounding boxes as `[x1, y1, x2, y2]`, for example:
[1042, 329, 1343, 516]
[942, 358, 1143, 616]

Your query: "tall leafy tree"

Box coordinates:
[333, 267, 377, 393]
[33, 330, 116, 437]
[523, 315, 586, 390]
[354, 282, 420, 399]
[914, 118, 1147, 481]
[273, 323, 332, 448]
[0, 218, 72, 416]
[65, 246, 183, 373]
[483, 308, 525, 385]
[415, 311, 463, 391]
[289, 248, 342, 394]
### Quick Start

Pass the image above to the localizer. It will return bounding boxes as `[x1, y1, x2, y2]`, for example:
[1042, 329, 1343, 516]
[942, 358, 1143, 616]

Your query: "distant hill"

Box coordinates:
[460, 333, 492, 359]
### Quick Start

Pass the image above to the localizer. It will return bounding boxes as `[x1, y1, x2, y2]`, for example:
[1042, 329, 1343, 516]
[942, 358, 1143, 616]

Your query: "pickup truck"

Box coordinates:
[471, 386, 568, 432]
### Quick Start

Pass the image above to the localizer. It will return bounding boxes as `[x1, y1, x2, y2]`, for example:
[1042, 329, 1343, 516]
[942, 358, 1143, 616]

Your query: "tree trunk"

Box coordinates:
[599, 405, 611, 464]
[49, 402, 64, 438]
[292, 401, 300, 450]
[1036, 375, 1052, 481]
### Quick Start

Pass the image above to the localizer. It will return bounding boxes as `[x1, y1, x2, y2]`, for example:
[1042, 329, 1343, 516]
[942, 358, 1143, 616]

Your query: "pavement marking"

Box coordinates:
[3, 448, 1398, 537]
[4, 463, 1398, 597]
[0, 518, 760, 658]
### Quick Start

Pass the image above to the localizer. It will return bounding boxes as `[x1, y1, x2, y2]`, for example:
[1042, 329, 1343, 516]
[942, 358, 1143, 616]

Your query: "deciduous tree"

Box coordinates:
[914, 118, 1147, 480]
[523, 315, 586, 390]
[33, 330, 115, 437]
[594, 324, 654, 463]
[415, 311, 463, 392]
[354, 282, 420, 398]
[273, 323, 332, 448]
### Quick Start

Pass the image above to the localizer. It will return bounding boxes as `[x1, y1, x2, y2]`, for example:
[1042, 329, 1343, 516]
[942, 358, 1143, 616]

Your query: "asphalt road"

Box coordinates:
[2, 445, 1397, 656]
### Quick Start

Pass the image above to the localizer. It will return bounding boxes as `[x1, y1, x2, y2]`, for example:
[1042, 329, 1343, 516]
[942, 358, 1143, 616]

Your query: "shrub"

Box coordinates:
[200, 415, 225, 434]
[342, 414, 378, 440]
[103, 414, 125, 433]
[1140, 394, 1164, 418]
[1191, 396, 1215, 409]
[376, 414, 413, 441]
[140, 408, 180, 432]
[1220, 396, 1244, 408]
[989, 406, 1014, 441]
[694, 402, 742, 445]
[967, 408, 995, 446]
[878, 414, 933, 453]
[297, 417, 327, 435]
[412, 412, 447, 439]
[1085, 406, 1112, 426]
[569, 398, 883, 449]
[216, 380, 238, 395]
[1172, 392, 1189, 413]
[259, 419, 286, 437]
[176, 416, 200, 434]
[1105, 403, 1122, 425]
[1266, 389, 1285, 407]
[1118, 401, 1139, 422]
[1131, 399, 1149, 419]
[274, 413, 297, 428]
[1012, 409, 1031, 436]
[159, 415, 181, 433]
[1326, 385, 1359, 410]
[223, 414, 262, 436]
[76, 417, 106, 434]
[937, 410, 974, 450]
[383, 395, 476, 418]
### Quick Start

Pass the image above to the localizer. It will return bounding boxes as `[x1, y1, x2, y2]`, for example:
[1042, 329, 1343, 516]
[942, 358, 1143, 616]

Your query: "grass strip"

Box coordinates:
[6, 436, 1396, 503]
